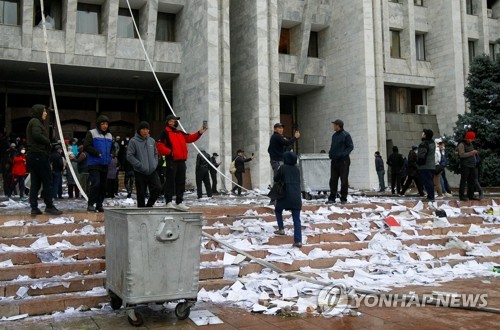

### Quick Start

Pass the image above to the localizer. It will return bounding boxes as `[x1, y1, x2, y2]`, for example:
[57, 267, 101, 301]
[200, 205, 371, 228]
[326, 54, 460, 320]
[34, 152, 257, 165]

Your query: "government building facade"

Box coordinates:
[0, 0, 499, 190]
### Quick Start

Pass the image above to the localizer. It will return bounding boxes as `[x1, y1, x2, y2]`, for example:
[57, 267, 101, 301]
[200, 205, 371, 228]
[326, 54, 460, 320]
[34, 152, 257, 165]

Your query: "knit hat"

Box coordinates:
[96, 115, 110, 125]
[137, 121, 150, 130]
[465, 131, 476, 141]
[10, 143, 16, 148]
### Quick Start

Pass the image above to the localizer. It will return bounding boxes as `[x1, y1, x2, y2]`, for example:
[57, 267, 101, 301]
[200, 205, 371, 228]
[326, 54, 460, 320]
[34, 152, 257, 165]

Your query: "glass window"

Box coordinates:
[308, 31, 318, 58]
[390, 30, 401, 58]
[156, 12, 175, 41]
[279, 28, 290, 54]
[77, 3, 101, 34]
[34, 0, 62, 30]
[0, 0, 20, 26]
[117, 7, 138, 38]
[489, 43, 496, 61]
[414, 0, 424, 6]
[466, 0, 476, 15]
[468, 40, 476, 64]
[415, 34, 425, 61]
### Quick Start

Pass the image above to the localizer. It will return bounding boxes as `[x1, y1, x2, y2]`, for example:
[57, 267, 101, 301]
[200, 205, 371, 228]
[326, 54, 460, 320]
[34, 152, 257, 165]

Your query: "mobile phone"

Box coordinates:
[252, 153, 254, 156]
[203, 120, 208, 129]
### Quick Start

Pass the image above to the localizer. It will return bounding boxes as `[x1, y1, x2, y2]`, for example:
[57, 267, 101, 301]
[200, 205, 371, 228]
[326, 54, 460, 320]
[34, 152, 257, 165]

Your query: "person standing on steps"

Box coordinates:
[267, 123, 300, 203]
[387, 146, 404, 195]
[156, 114, 206, 211]
[84, 115, 114, 212]
[458, 131, 480, 201]
[127, 121, 161, 207]
[417, 129, 436, 202]
[273, 151, 303, 248]
[231, 149, 254, 196]
[327, 119, 353, 204]
[401, 145, 424, 197]
[374, 151, 386, 192]
[209, 152, 221, 193]
[25, 104, 62, 215]
[195, 149, 213, 199]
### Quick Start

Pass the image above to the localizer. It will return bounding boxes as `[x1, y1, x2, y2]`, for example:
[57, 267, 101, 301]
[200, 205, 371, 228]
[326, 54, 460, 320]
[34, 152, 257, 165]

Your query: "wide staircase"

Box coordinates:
[0, 198, 499, 317]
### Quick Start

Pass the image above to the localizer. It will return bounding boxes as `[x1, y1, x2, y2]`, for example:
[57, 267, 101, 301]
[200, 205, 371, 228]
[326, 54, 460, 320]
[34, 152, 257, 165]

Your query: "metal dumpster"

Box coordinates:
[298, 153, 331, 199]
[104, 208, 203, 326]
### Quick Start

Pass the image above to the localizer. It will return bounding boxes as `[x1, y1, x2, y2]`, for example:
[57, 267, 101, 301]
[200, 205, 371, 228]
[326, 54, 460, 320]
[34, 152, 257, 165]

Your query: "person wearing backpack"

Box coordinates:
[230, 149, 254, 196]
[401, 145, 424, 197]
[273, 151, 303, 248]
[417, 129, 435, 202]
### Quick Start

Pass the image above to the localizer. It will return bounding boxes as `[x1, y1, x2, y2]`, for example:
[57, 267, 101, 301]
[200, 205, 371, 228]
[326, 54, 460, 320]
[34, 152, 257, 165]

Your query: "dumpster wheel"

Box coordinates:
[127, 309, 144, 327]
[175, 302, 191, 320]
[108, 290, 122, 310]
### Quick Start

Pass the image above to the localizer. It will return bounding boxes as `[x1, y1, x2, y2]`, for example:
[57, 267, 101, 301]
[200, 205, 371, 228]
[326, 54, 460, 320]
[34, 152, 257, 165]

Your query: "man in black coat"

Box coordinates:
[26, 104, 62, 215]
[328, 119, 354, 204]
[387, 146, 404, 195]
[231, 149, 254, 196]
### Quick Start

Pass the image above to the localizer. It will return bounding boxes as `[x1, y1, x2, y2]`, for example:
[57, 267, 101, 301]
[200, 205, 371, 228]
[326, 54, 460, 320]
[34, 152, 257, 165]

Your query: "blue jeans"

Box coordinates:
[275, 207, 302, 244]
[377, 170, 386, 190]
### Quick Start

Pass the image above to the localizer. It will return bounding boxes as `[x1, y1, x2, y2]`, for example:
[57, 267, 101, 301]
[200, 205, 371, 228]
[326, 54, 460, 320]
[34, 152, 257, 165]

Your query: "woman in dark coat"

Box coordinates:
[273, 151, 302, 248]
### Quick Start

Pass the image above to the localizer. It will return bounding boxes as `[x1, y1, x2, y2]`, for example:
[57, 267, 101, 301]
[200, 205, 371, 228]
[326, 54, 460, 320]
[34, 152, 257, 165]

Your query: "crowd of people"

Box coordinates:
[0, 105, 485, 229]
[375, 129, 482, 202]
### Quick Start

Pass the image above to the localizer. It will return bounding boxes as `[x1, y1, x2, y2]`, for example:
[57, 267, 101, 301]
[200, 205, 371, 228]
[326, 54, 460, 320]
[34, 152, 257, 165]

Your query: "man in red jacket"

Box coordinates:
[156, 114, 207, 210]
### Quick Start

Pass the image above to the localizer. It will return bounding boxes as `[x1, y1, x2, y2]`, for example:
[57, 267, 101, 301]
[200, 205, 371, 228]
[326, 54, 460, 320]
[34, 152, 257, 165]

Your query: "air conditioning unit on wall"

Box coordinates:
[415, 105, 428, 114]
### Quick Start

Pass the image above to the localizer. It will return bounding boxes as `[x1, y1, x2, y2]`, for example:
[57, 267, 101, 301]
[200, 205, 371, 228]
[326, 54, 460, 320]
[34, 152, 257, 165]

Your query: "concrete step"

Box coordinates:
[0, 259, 105, 281]
[0, 291, 108, 318]
[0, 246, 105, 264]
[0, 199, 497, 319]
[0, 273, 106, 297]
[0, 234, 105, 249]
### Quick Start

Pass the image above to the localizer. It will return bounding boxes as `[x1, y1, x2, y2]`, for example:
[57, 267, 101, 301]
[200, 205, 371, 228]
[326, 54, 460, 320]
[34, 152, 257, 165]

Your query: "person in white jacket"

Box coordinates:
[434, 138, 444, 198]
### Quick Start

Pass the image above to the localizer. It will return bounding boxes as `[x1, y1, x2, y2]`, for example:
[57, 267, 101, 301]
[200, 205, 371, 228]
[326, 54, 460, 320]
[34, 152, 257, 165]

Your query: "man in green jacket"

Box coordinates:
[26, 104, 62, 215]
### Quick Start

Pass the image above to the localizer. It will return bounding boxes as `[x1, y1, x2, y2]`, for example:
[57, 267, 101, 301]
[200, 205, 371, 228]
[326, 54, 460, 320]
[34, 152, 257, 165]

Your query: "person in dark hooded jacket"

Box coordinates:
[126, 121, 161, 207]
[83, 115, 114, 212]
[273, 151, 303, 248]
[25, 104, 63, 215]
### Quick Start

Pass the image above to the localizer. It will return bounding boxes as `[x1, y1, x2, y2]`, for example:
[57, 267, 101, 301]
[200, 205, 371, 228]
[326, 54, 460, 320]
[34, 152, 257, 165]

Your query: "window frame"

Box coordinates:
[0, 0, 21, 26]
[76, 2, 101, 34]
[279, 28, 290, 55]
[468, 40, 476, 64]
[390, 29, 401, 59]
[415, 33, 426, 61]
[117, 7, 139, 39]
[307, 31, 318, 58]
[156, 12, 176, 42]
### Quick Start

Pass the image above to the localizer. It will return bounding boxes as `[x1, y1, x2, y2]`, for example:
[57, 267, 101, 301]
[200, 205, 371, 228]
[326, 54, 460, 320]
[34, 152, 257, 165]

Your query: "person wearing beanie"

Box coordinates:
[457, 131, 481, 201]
[83, 114, 114, 212]
[417, 128, 436, 202]
[25, 104, 63, 215]
[127, 121, 161, 207]
[156, 114, 207, 210]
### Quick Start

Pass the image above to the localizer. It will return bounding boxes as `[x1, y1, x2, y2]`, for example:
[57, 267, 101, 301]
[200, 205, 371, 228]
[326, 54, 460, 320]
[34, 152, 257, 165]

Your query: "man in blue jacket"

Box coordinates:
[127, 121, 161, 207]
[84, 115, 114, 212]
[328, 119, 354, 204]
